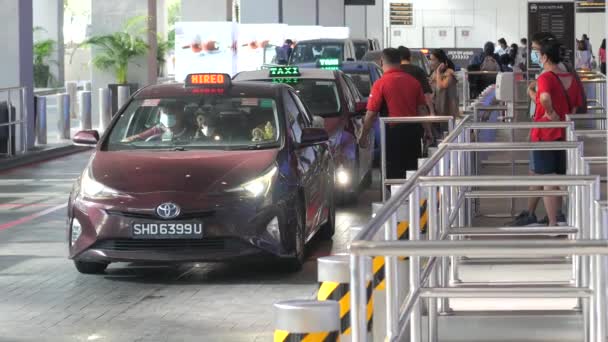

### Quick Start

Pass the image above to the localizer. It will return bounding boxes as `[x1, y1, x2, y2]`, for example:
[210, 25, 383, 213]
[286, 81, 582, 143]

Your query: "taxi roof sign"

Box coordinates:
[268, 66, 300, 77]
[185, 73, 231, 87]
[318, 58, 341, 67]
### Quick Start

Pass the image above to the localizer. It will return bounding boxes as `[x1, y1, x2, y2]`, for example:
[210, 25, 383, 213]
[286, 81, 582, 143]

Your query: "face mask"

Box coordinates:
[159, 111, 177, 128]
[531, 50, 541, 66]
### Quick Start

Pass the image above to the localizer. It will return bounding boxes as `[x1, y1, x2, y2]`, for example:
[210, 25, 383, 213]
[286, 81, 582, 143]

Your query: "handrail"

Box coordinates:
[468, 121, 574, 129]
[567, 113, 607, 120]
[356, 116, 470, 242]
[444, 141, 581, 152]
[573, 130, 607, 138]
[350, 239, 608, 257]
[0, 85, 26, 92]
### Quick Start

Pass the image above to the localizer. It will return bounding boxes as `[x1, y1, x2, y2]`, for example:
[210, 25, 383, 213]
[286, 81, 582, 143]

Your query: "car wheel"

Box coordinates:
[74, 260, 108, 274]
[317, 185, 336, 240]
[281, 198, 306, 272]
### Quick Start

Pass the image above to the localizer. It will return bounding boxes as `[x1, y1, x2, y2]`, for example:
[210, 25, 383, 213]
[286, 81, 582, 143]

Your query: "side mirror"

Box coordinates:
[355, 101, 367, 113]
[299, 127, 328, 147]
[73, 130, 99, 147]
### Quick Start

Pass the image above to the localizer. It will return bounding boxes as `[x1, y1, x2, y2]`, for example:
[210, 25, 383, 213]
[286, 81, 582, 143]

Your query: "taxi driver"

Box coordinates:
[123, 103, 189, 142]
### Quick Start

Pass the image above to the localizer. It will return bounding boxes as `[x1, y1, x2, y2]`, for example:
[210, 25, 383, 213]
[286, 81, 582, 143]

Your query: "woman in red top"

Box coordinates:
[530, 39, 583, 227]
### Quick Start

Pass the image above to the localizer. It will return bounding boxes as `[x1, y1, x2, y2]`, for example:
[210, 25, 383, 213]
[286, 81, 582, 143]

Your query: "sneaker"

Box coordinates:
[538, 212, 568, 226]
[506, 211, 538, 226]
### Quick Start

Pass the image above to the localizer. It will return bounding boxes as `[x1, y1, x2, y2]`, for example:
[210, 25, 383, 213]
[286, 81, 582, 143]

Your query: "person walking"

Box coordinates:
[429, 49, 459, 118]
[576, 39, 593, 70]
[358, 48, 432, 179]
[497, 38, 510, 56]
[398, 46, 435, 116]
[509, 39, 584, 227]
[600, 39, 606, 75]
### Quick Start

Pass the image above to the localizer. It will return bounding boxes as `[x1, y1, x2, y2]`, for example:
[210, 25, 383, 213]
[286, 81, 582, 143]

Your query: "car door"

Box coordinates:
[284, 89, 324, 236]
[342, 74, 373, 184]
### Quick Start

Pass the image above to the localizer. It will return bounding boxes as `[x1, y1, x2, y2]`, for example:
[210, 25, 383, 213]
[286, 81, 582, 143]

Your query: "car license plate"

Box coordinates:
[131, 222, 203, 239]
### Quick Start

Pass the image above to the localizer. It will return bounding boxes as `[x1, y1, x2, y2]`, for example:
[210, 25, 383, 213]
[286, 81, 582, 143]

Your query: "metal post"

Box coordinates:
[351, 254, 368, 342]
[427, 185, 439, 342]
[409, 186, 421, 342]
[99, 88, 112, 131]
[65, 81, 78, 119]
[117, 86, 130, 111]
[594, 204, 607, 342]
[78, 91, 92, 130]
[385, 212, 399, 339]
[449, 148, 460, 284]
[35, 96, 47, 145]
[381, 120, 387, 201]
[439, 157, 451, 313]
[7, 89, 13, 156]
[56, 93, 70, 140]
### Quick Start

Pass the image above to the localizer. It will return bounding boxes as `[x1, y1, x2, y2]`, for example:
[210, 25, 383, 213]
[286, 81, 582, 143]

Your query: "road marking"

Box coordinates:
[0, 204, 56, 209]
[0, 192, 69, 198]
[0, 179, 75, 183]
[0, 203, 67, 231]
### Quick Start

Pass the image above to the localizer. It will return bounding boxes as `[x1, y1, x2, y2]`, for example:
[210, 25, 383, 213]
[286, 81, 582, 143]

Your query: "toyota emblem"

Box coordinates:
[156, 203, 181, 219]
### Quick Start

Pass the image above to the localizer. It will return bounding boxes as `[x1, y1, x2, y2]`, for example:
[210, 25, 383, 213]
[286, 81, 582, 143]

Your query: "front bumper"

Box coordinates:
[69, 193, 297, 263]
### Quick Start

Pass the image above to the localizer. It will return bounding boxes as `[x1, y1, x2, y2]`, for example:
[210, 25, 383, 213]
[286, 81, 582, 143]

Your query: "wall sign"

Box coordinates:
[575, 0, 605, 13]
[390, 3, 414, 26]
[528, 2, 575, 66]
[443, 48, 483, 70]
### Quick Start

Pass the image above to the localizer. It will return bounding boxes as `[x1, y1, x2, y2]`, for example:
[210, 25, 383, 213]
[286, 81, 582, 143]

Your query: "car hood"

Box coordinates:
[90, 149, 279, 194]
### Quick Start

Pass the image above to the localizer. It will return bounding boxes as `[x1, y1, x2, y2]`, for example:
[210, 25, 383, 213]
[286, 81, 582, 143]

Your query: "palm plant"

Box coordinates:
[80, 17, 149, 84]
[33, 27, 56, 88]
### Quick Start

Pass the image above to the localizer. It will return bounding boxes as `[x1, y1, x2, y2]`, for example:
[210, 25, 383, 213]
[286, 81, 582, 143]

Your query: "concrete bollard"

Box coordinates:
[99, 88, 112, 131]
[56, 93, 70, 140]
[274, 300, 340, 342]
[317, 255, 372, 341]
[78, 91, 92, 130]
[65, 81, 78, 119]
[35, 96, 47, 145]
[116, 85, 130, 111]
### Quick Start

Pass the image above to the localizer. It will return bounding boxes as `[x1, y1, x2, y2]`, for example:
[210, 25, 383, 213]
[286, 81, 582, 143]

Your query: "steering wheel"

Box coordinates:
[145, 134, 163, 142]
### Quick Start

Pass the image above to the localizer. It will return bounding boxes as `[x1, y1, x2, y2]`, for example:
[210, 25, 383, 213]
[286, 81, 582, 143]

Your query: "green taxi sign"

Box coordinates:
[268, 66, 301, 77]
[318, 58, 341, 67]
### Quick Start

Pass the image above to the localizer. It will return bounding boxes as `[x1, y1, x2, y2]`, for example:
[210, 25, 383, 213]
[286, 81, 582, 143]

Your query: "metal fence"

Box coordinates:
[0, 86, 28, 157]
[349, 116, 607, 342]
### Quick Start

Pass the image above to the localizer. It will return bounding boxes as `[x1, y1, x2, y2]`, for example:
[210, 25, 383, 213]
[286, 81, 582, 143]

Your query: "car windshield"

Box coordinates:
[290, 43, 344, 64]
[411, 52, 430, 74]
[353, 42, 368, 60]
[345, 72, 372, 97]
[104, 96, 281, 151]
[271, 79, 341, 116]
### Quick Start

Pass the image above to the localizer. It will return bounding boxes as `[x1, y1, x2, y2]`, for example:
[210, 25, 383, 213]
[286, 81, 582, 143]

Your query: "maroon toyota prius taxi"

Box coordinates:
[68, 74, 335, 274]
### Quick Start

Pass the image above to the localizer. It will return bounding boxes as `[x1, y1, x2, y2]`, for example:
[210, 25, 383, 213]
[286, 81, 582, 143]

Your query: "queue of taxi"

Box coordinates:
[67, 51, 380, 274]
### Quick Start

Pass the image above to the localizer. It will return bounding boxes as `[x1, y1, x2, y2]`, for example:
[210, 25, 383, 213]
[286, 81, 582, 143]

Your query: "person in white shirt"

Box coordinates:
[497, 38, 510, 56]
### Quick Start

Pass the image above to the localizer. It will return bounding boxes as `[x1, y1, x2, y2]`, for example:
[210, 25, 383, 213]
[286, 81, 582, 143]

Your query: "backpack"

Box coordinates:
[480, 55, 501, 72]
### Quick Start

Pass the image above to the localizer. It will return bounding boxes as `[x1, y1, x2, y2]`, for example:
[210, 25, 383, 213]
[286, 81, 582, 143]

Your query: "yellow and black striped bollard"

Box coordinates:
[317, 255, 373, 341]
[274, 300, 340, 342]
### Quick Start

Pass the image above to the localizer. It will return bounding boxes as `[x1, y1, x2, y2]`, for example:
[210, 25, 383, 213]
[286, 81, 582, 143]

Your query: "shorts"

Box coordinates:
[530, 150, 567, 175]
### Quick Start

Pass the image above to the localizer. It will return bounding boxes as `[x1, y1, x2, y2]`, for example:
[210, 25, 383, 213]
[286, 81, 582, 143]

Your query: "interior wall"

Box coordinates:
[282, 0, 317, 25]
[319, 0, 345, 26]
[240, 0, 279, 23]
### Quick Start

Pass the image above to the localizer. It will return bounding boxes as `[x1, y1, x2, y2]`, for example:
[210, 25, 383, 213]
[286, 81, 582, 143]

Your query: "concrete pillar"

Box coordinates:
[0, 0, 35, 150]
[282, 0, 317, 25]
[33, 0, 64, 87]
[346, 5, 366, 38]
[319, 0, 345, 27]
[90, 0, 157, 126]
[181, 0, 232, 22]
[240, 0, 279, 23]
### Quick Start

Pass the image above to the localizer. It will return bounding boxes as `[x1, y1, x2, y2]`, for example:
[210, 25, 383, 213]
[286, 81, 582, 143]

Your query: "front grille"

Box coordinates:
[94, 239, 227, 252]
[106, 210, 215, 221]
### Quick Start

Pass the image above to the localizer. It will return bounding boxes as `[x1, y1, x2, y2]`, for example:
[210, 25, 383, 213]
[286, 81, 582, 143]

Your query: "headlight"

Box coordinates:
[336, 167, 350, 186]
[81, 169, 127, 200]
[227, 166, 278, 197]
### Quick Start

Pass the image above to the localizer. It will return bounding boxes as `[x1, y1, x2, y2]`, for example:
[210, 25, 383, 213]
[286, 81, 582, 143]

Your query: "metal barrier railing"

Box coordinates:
[0, 86, 28, 157]
[349, 117, 605, 342]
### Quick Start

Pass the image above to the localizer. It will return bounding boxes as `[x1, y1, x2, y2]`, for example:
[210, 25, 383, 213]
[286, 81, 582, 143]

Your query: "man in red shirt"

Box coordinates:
[359, 48, 431, 179]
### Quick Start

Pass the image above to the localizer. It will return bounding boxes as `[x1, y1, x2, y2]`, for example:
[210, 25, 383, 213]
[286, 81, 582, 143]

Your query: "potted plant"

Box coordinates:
[33, 27, 56, 88]
[80, 17, 149, 114]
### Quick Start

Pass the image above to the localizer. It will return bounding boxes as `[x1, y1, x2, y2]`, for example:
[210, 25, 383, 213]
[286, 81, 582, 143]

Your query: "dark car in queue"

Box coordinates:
[289, 39, 359, 64]
[362, 48, 431, 75]
[67, 73, 335, 274]
[338, 62, 384, 164]
[233, 66, 373, 202]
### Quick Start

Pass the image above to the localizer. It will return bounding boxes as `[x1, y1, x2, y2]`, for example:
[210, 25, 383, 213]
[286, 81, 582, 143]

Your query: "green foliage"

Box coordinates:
[33, 27, 56, 88]
[80, 17, 149, 84]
